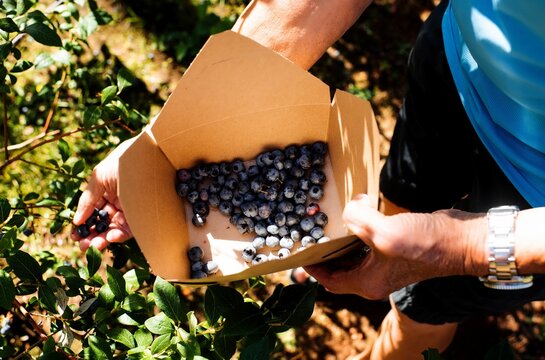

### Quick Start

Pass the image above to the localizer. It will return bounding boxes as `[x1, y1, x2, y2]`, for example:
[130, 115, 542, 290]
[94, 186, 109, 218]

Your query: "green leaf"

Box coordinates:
[16, 0, 33, 16]
[484, 340, 515, 360]
[83, 106, 101, 128]
[24, 22, 62, 47]
[57, 138, 70, 162]
[134, 329, 153, 348]
[153, 277, 187, 324]
[263, 283, 317, 327]
[106, 266, 126, 301]
[151, 333, 171, 355]
[36, 198, 64, 207]
[23, 192, 39, 201]
[117, 67, 134, 93]
[222, 302, 265, 337]
[0, 17, 19, 32]
[422, 348, 446, 360]
[117, 313, 140, 326]
[34, 52, 54, 69]
[123, 268, 149, 292]
[213, 333, 236, 360]
[71, 159, 85, 176]
[38, 284, 57, 313]
[204, 285, 244, 326]
[86, 246, 102, 278]
[107, 328, 135, 349]
[87, 335, 113, 360]
[0, 197, 11, 223]
[239, 332, 277, 360]
[0, 227, 16, 252]
[0, 269, 16, 310]
[98, 284, 115, 308]
[101, 85, 117, 105]
[92, 8, 112, 25]
[120, 293, 147, 312]
[144, 312, 173, 335]
[10, 59, 32, 73]
[0, 42, 12, 60]
[7, 250, 43, 282]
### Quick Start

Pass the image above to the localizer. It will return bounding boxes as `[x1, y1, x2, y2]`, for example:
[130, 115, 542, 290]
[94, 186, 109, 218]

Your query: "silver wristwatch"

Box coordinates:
[480, 205, 533, 290]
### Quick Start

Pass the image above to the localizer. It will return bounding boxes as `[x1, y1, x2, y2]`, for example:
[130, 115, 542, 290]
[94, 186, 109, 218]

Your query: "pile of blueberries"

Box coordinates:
[75, 208, 110, 238]
[175, 141, 330, 278]
[187, 246, 219, 279]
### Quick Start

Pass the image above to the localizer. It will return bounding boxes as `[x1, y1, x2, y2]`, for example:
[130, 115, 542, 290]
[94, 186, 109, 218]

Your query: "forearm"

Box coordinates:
[232, 0, 372, 70]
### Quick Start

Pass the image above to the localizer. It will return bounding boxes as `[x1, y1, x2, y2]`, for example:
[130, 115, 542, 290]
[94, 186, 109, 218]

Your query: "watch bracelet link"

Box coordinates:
[479, 205, 533, 290]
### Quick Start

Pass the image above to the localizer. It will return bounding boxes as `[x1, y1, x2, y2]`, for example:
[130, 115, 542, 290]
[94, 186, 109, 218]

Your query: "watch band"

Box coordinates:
[480, 205, 533, 290]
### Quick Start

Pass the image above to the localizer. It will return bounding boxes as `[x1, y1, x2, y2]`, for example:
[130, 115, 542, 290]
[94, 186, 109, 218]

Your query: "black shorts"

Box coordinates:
[379, 0, 545, 324]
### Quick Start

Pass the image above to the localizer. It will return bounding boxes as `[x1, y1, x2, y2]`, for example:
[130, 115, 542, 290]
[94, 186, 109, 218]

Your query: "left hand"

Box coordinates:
[304, 194, 486, 300]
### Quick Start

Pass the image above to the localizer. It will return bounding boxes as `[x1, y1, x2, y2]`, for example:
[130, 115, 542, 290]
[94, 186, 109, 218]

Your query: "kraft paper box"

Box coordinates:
[118, 30, 380, 284]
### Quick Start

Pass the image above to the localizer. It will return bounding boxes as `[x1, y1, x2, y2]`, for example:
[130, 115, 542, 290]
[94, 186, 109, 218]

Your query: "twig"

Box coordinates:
[42, 70, 67, 134]
[0, 119, 120, 173]
[3, 93, 8, 162]
[12, 298, 48, 341]
[19, 158, 83, 180]
[4, 130, 59, 152]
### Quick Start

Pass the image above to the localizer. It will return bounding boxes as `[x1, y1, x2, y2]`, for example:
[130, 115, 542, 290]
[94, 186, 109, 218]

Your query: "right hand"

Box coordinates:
[71, 139, 136, 251]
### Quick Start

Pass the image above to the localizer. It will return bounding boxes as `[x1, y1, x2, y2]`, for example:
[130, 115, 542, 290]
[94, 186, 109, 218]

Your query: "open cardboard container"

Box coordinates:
[118, 30, 380, 284]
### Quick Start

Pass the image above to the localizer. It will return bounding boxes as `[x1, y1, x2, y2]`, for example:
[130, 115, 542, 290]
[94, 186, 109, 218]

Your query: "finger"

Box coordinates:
[343, 195, 384, 239]
[74, 171, 106, 225]
[110, 211, 133, 240]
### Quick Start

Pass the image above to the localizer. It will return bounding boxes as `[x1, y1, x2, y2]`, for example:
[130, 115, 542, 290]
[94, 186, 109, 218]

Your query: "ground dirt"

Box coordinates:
[91, 0, 545, 358]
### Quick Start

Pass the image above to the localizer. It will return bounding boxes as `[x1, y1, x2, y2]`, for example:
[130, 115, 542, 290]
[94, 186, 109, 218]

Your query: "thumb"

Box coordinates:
[73, 172, 105, 225]
[342, 194, 384, 240]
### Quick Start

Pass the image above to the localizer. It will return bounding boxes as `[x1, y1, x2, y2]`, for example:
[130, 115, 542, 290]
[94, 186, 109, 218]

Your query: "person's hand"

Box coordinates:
[71, 139, 136, 251]
[304, 194, 487, 300]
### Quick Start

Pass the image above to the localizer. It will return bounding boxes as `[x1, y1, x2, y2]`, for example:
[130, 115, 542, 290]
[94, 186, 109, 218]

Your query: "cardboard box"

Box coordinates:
[118, 30, 380, 284]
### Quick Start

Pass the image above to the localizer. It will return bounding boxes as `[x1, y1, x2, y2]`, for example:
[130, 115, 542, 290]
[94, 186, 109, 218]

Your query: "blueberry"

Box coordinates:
[310, 226, 325, 239]
[187, 190, 199, 204]
[290, 166, 304, 178]
[85, 213, 98, 227]
[208, 194, 220, 207]
[279, 236, 294, 249]
[187, 179, 199, 191]
[23, 228, 33, 236]
[241, 202, 258, 218]
[278, 225, 289, 237]
[209, 163, 220, 177]
[317, 236, 331, 244]
[311, 141, 328, 155]
[301, 236, 316, 247]
[252, 254, 268, 265]
[272, 149, 284, 159]
[252, 236, 266, 250]
[191, 261, 204, 272]
[283, 184, 295, 199]
[255, 221, 268, 236]
[238, 181, 250, 194]
[204, 261, 219, 275]
[76, 224, 90, 238]
[290, 226, 303, 241]
[219, 201, 233, 216]
[293, 190, 307, 205]
[193, 201, 210, 217]
[177, 169, 192, 182]
[283, 158, 294, 170]
[229, 213, 241, 225]
[266, 224, 279, 235]
[265, 168, 280, 182]
[285, 213, 300, 227]
[242, 245, 257, 262]
[256, 153, 266, 168]
[238, 171, 249, 182]
[251, 178, 265, 193]
[236, 217, 255, 234]
[264, 187, 278, 201]
[294, 204, 306, 216]
[191, 167, 203, 181]
[219, 162, 232, 175]
[191, 270, 208, 279]
[309, 169, 327, 185]
[284, 145, 298, 159]
[300, 217, 315, 232]
[296, 154, 312, 170]
[192, 214, 206, 227]
[274, 213, 286, 227]
[299, 144, 312, 156]
[277, 247, 291, 259]
[257, 203, 272, 219]
[265, 235, 280, 248]
[298, 178, 311, 191]
[306, 202, 320, 216]
[232, 193, 244, 207]
[176, 183, 189, 198]
[98, 209, 109, 220]
[262, 152, 275, 166]
[312, 153, 325, 167]
[247, 165, 260, 178]
[199, 189, 209, 202]
[314, 211, 328, 226]
[277, 200, 294, 214]
[224, 177, 238, 190]
[95, 220, 109, 234]
[209, 182, 221, 194]
[273, 156, 285, 170]
[216, 175, 226, 186]
[219, 188, 233, 201]
[308, 185, 324, 200]
[243, 193, 256, 202]
[188, 246, 204, 262]
[232, 160, 245, 173]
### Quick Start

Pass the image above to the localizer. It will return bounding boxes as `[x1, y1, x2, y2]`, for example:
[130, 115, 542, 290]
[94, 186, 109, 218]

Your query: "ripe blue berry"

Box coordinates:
[267, 224, 279, 235]
[290, 166, 304, 178]
[193, 201, 210, 217]
[284, 145, 298, 159]
[243, 192, 256, 202]
[76, 224, 90, 238]
[296, 154, 312, 169]
[187, 190, 199, 204]
[192, 214, 206, 227]
[252, 236, 266, 250]
[283, 184, 295, 199]
[238, 181, 250, 194]
[294, 204, 306, 216]
[314, 211, 328, 226]
[300, 217, 315, 232]
[255, 221, 268, 236]
[232, 160, 245, 173]
[251, 178, 265, 193]
[247, 166, 259, 179]
[262, 152, 275, 166]
[188, 246, 204, 262]
[310, 226, 325, 239]
[279, 236, 294, 249]
[258, 203, 272, 219]
[264, 187, 278, 201]
[219, 188, 233, 201]
[301, 236, 316, 247]
[238, 171, 249, 182]
[176, 182, 190, 198]
[241, 202, 258, 218]
[242, 246, 257, 262]
[208, 193, 220, 207]
[224, 177, 238, 190]
[98, 209, 109, 220]
[278, 225, 289, 237]
[229, 213, 241, 225]
[191, 270, 208, 279]
[312, 153, 325, 167]
[219, 162, 232, 175]
[277, 200, 294, 214]
[265, 168, 280, 182]
[219, 201, 233, 216]
[199, 189, 209, 202]
[309, 169, 327, 185]
[274, 213, 286, 227]
[277, 247, 291, 259]
[265, 235, 280, 247]
[293, 190, 307, 204]
[308, 185, 324, 200]
[208, 163, 220, 177]
[252, 254, 268, 265]
[318, 236, 331, 244]
[232, 193, 244, 207]
[191, 261, 204, 272]
[95, 220, 109, 234]
[204, 261, 219, 275]
[283, 158, 294, 170]
[311, 141, 328, 155]
[191, 167, 203, 181]
[286, 213, 300, 227]
[236, 217, 255, 234]
[177, 169, 192, 182]
[290, 226, 302, 241]
[208, 182, 221, 194]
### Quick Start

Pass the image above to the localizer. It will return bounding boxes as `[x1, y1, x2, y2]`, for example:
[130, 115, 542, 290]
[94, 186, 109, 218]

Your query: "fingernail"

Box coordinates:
[353, 194, 368, 201]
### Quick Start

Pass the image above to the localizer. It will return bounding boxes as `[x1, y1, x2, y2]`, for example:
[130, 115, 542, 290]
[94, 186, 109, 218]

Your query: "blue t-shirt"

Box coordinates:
[442, 0, 545, 207]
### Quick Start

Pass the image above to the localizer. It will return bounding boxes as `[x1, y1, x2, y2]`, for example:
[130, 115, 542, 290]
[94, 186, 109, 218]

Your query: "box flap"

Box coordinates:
[118, 130, 189, 280]
[150, 30, 331, 168]
[328, 90, 380, 208]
